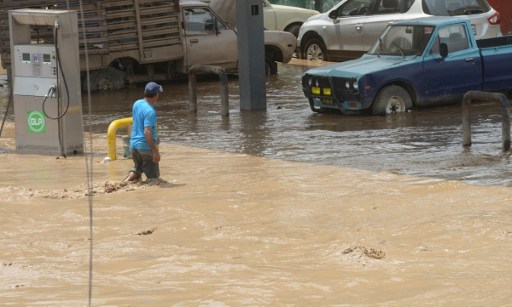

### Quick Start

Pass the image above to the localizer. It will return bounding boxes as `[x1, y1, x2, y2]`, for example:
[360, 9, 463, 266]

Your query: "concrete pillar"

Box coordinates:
[237, 0, 266, 111]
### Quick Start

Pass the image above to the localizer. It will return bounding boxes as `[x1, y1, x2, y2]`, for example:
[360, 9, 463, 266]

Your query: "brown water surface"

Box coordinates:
[0, 61, 511, 305]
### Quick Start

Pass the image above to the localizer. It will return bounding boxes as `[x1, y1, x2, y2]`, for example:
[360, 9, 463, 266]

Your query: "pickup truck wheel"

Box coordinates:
[87, 67, 125, 92]
[285, 24, 301, 38]
[265, 57, 278, 75]
[303, 38, 327, 62]
[372, 85, 412, 115]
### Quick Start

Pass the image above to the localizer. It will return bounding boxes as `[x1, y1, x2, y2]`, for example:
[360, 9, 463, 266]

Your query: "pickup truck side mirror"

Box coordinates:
[439, 43, 448, 58]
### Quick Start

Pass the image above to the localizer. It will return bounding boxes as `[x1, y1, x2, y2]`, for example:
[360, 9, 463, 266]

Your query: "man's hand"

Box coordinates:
[144, 125, 160, 163]
[152, 150, 160, 163]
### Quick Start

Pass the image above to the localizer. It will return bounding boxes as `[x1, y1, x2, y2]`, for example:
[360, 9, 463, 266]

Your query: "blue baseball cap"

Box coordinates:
[144, 81, 163, 96]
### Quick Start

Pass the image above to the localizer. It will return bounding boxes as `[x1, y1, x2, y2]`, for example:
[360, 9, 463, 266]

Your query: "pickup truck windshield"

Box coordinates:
[368, 25, 435, 56]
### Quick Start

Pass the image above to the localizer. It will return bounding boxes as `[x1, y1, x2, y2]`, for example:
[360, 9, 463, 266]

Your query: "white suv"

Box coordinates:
[263, 0, 320, 37]
[298, 0, 502, 61]
[207, 0, 319, 37]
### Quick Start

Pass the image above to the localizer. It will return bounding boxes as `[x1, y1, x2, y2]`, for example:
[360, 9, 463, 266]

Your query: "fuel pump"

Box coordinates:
[9, 9, 83, 156]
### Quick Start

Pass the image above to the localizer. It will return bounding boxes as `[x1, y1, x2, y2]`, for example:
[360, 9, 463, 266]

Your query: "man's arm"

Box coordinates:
[144, 126, 160, 163]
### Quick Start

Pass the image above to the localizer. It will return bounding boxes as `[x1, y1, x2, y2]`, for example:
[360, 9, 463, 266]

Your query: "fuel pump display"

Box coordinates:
[13, 45, 57, 98]
[9, 9, 83, 156]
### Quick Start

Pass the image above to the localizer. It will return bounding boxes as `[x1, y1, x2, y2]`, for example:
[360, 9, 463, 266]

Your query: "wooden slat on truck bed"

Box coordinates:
[0, 0, 181, 71]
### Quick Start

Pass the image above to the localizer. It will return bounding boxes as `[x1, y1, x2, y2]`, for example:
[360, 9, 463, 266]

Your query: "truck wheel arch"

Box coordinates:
[265, 45, 283, 62]
[265, 45, 282, 75]
[284, 23, 302, 38]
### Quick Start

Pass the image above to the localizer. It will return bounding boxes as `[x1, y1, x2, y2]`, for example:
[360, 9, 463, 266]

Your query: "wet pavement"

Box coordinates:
[1, 61, 511, 186]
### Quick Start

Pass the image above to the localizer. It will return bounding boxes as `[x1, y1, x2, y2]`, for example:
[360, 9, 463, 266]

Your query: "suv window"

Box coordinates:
[337, 0, 373, 17]
[375, 0, 400, 14]
[335, 0, 414, 17]
[423, 0, 490, 16]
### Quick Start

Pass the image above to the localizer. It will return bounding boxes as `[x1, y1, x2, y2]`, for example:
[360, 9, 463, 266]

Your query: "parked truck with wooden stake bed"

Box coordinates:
[301, 16, 512, 115]
[0, 0, 296, 91]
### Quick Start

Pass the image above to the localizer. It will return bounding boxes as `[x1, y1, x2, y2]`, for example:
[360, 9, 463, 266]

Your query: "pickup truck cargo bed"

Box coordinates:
[0, 0, 182, 72]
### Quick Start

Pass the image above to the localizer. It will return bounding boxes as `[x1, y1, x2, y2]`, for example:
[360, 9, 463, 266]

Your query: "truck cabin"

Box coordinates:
[367, 18, 473, 57]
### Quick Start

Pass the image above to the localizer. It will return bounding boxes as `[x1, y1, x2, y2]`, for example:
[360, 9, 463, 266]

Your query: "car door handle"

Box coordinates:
[465, 57, 475, 62]
[355, 25, 363, 31]
[190, 38, 199, 43]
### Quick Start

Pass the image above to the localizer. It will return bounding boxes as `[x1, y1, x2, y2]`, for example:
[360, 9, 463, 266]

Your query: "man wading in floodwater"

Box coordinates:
[124, 81, 162, 182]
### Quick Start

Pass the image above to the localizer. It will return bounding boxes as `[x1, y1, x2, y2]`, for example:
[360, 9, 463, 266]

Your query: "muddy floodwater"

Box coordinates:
[2, 61, 512, 186]
[76, 61, 511, 187]
[0, 61, 511, 305]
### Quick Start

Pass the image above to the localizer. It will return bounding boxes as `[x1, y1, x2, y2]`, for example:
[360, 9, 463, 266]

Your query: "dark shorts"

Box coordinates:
[131, 149, 160, 179]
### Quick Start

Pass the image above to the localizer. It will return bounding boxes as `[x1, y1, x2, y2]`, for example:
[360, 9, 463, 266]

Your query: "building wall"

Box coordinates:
[487, 0, 512, 34]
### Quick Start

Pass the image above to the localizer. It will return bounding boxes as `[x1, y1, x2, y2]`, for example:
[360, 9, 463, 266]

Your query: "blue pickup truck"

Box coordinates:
[302, 17, 512, 115]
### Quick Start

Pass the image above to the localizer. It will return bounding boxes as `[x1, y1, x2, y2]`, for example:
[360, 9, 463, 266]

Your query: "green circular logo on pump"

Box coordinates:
[27, 111, 46, 133]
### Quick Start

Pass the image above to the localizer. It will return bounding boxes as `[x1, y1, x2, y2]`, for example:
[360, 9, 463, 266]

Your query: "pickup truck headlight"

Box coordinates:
[342, 79, 359, 92]
[352, 80, 359, 91]
[303, 75, 331, 97]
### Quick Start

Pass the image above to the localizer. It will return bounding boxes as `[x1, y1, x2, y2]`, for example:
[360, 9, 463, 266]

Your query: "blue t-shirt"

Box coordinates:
[130, 98, 157, 151]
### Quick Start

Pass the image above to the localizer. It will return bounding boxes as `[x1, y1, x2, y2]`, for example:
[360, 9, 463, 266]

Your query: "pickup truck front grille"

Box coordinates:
[302, 75, 360, 107]
[302, 75, 331, 93]
[332, 78, 359, 101]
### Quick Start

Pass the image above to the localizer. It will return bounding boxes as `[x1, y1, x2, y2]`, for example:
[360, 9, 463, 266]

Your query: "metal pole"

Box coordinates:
[188, 64, 229, 116]
[218, 69, 229, 116]
[461, 90, 511, 152]
[188, 73, 197, 113]
[461, 92, 472, 147]
[501, 100, 511, 151]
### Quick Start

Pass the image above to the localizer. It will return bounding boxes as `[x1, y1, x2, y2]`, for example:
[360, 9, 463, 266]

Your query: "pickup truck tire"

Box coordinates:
[87, 67, 125, 92]
[285, 24, 301, 38]
[303, 38, 327, 62]
[372, 85, 412, 115]
[265, 57, 278, 75]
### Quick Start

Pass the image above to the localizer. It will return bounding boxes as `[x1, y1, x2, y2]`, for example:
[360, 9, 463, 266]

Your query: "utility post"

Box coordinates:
[237, 0, 267, 111]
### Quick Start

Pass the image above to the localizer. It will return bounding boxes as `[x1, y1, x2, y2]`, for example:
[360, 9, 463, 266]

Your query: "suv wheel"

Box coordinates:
[303, 37, 327, 62]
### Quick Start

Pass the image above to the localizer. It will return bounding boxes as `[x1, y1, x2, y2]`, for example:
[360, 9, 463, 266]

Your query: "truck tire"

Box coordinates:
[303, 37, 327, 62]
[87, 67, 125, 92]
[265, 57, 278, 75]
[285, 24, 301, 38]
[372, 85, 412, 115]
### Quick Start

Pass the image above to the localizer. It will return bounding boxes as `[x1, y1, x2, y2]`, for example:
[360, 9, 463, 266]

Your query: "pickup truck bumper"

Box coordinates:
[302, 74, 372, 113]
